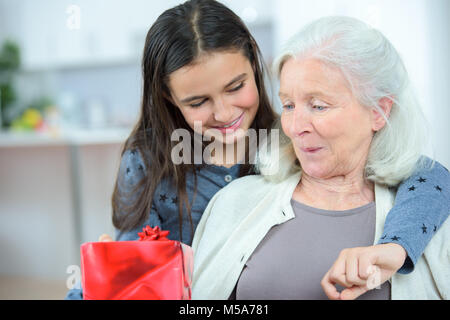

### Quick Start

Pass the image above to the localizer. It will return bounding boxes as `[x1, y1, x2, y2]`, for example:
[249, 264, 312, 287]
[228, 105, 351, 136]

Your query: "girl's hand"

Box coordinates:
[98, 234, 113, 242]
[321, 243, 407, 300]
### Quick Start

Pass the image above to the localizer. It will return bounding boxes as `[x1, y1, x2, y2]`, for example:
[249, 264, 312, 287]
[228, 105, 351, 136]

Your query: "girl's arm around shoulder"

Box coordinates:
[376, 157, 450, 273]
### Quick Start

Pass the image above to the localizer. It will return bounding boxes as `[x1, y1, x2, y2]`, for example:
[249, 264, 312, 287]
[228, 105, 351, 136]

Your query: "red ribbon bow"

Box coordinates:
[138, 225, 170, 241]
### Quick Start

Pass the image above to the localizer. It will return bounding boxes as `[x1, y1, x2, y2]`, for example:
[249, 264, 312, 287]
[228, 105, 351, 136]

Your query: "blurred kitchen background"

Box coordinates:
[0, 0, 448, 299]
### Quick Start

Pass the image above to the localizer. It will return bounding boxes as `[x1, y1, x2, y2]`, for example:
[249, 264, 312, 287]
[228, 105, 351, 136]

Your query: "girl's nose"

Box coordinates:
[212, 98, 234, 124]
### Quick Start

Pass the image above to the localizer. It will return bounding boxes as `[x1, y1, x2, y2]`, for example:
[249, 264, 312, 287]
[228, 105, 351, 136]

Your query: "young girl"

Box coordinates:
[66, 0, 449, 299]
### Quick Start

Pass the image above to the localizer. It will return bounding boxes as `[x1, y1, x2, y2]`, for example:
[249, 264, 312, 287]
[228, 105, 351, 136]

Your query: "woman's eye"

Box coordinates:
[313, 105, 327, 111]
[228, 82, 244, 92]
[282, 104, 294, 111]
[190, 98, 207, 107]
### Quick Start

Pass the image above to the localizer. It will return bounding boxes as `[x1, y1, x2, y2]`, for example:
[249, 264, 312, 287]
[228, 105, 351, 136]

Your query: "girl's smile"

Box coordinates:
[212, 112, 245, 133]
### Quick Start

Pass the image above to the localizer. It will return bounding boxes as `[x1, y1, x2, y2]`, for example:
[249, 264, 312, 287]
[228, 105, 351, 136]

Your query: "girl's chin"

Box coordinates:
[204, 128, 248, 145]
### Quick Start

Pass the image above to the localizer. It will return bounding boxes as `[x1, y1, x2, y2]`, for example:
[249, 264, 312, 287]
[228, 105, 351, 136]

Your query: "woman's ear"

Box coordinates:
[372, 97, 393, 131]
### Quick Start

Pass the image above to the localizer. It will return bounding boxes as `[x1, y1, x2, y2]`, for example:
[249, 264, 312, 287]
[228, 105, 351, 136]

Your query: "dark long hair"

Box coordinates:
[112, 0, 277, 240]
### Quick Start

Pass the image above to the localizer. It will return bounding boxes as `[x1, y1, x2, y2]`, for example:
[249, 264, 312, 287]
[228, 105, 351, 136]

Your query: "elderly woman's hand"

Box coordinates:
[321, 243, 407, 300]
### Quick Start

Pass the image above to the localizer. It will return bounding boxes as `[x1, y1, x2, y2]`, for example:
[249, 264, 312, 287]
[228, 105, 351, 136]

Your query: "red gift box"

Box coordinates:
[80, 226, 193, 300]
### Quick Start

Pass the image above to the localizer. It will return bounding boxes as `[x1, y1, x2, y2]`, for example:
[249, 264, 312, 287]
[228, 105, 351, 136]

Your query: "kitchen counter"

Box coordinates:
[0, 127, 132, 147]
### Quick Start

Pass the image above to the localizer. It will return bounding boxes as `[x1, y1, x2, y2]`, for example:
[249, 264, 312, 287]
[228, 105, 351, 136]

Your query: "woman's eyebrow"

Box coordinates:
[278, 90, 333, 100]
[180, 95, 206, 104]
[278, 91, 288, 98]
[180, 73, 248, 104]
[225, 73, 247, 87]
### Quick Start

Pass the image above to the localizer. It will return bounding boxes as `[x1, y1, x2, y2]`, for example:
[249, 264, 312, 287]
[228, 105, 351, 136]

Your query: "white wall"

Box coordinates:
[425, 0, 450, 169]
[0, 0, 185, 70]
[0, 146, 77, 280]
[0, 143, 122, 281]
[0, 0, 273, 70]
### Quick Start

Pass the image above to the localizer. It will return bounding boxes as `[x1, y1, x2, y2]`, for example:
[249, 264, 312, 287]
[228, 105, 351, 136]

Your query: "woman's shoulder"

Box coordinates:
[228, 173, 267, 186]
[224, 171, 300, 193]
[205, 173, 287, 220]
[219, 174, 274, 198]
[192, 174, 275, 255]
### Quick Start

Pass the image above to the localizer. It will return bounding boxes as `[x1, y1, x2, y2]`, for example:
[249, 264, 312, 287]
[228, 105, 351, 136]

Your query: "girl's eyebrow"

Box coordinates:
[225, 73, 247, 87]
[181, 95, 206, 104]
[180, 73, 247, 104]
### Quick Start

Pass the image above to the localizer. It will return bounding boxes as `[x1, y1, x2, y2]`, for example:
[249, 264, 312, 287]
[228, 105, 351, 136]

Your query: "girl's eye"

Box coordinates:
[190, 98, 207, 107]
[228, 82, 244, 92]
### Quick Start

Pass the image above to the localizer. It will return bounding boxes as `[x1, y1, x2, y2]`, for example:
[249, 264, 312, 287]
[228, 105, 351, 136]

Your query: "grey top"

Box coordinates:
[232, 199, 390, 300]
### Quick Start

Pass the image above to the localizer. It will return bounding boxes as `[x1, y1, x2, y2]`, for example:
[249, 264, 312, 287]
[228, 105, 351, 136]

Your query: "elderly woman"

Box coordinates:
[191, 16, 449, 300]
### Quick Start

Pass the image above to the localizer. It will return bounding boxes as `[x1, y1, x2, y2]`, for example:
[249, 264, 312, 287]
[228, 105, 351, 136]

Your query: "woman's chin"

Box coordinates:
[300, 163, 331, 179]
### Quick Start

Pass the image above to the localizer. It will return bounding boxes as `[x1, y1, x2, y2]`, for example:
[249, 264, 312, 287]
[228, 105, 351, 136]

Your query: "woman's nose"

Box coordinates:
[212, 98, 234, 123]
[290, 106, 312, 137]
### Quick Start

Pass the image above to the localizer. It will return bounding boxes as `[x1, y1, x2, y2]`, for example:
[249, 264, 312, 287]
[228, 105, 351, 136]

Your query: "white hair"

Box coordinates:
[257, 16, 430, 186]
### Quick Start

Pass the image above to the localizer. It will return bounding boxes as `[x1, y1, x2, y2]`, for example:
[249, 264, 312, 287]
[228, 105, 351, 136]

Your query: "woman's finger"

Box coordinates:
[340, 285, 369, 300]
[326, 251, 353, 290]
[345, 253, 366, 286]
[329, 272, 352, 289]
[321, 270, 341, 300]
[358, 252, 378, 280]
[328, 260, 353, 289]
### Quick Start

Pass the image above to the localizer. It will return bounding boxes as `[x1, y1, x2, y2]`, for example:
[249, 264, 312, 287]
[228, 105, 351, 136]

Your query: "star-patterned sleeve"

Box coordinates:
[114, 148, 162, 241]
[377, 157, 450, 274]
